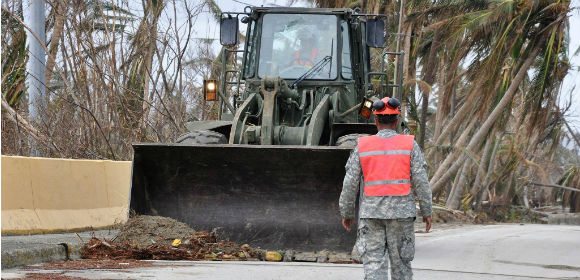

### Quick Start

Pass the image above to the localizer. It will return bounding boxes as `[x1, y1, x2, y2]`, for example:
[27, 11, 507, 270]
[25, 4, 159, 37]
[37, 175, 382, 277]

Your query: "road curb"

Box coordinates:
[1, 243, 83, 269]
[1, 230, 116, 269]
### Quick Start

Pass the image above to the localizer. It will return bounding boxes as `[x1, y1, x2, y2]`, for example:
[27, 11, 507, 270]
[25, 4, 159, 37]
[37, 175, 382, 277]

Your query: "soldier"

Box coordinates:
[293, 33, 319, 67]
[339, 97, 433, 280]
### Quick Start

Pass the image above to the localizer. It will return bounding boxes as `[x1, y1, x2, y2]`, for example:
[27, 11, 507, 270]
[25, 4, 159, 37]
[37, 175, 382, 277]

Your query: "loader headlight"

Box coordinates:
[204, 79, 218, 101]
[359, 98, 373, 119]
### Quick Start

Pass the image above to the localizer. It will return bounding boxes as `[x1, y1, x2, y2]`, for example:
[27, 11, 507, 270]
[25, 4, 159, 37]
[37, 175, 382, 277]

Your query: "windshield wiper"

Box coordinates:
[290, 55, 332, 88]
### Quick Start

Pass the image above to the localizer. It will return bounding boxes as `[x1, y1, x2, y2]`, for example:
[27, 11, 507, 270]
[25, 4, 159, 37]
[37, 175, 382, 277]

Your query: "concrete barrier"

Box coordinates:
[1, 156, 131, 234]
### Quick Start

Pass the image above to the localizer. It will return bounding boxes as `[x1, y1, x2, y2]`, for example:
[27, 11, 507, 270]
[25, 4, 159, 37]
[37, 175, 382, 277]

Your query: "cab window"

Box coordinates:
[258, 14, 338, 80]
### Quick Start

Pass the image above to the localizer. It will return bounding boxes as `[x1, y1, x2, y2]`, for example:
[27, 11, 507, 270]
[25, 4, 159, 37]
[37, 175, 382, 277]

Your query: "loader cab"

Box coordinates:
[216, 9, 384, 103]
[236, 8, 385, 84]
[208, 7, 402, 145]
[249, 13, 339, 81]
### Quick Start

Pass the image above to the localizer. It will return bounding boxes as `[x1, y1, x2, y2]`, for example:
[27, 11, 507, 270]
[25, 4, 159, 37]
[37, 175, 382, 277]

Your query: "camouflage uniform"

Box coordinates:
[339, 129, 432, 280]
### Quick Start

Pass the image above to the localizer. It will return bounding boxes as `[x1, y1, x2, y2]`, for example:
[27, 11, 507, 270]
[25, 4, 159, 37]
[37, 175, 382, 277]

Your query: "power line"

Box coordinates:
[232, 0, 254, 6]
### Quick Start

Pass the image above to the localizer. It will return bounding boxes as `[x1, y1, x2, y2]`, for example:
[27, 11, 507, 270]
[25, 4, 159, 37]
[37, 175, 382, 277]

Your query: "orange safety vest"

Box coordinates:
[293, 48, 319, 67]
[358, 135, 414, 196]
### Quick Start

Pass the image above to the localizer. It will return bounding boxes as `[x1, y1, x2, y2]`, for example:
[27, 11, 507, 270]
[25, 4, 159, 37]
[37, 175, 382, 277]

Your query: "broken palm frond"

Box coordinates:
[461, 193, 474, 210]
[431, 205, 474, 224]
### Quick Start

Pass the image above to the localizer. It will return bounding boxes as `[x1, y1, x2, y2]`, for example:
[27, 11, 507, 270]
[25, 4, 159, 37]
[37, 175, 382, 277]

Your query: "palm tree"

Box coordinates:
[311, 0, 573, 210]
[426, 1, 570, 209]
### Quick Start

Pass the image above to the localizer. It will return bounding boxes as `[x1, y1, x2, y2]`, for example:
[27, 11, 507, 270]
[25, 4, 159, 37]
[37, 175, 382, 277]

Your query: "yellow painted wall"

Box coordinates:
[1, 156, 131, 234]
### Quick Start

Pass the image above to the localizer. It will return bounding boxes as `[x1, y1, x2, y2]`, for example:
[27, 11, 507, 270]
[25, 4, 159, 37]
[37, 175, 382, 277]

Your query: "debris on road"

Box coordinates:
[265, 251, 283, 262]
[80, 215, 263, 261]
[431, 204, 550, 225]
[432, 206, 473, 223]
[488, 206, 548, 224]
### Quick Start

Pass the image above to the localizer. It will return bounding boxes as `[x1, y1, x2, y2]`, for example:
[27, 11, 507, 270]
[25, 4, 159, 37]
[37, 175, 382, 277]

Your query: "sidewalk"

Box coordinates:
[1, 230, 117, 269]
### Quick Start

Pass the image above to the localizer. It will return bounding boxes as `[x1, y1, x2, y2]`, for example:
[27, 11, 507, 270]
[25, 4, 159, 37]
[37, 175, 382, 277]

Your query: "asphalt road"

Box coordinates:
[414, 224, 580, 279]
[3, 224, 580, 280]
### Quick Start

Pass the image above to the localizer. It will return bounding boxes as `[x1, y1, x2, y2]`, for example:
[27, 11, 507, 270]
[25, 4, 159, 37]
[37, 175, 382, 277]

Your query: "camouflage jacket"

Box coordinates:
[339, 129, 433, 219]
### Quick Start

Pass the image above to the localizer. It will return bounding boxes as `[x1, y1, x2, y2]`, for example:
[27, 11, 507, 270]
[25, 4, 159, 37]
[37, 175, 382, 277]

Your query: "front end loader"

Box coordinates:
[130, 6, 405, 252]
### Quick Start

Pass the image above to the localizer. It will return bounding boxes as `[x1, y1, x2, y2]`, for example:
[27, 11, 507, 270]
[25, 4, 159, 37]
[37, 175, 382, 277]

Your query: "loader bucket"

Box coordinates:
[130, 144, 357, 252]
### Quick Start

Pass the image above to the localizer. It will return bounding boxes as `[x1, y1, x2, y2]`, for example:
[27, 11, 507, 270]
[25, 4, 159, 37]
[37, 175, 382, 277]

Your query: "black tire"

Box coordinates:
[175, 130, 227, 145]
[335, 134, 369, 148]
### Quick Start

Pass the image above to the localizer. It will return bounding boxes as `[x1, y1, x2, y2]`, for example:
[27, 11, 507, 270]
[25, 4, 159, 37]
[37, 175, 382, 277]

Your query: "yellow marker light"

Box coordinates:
[204, 79, 218, 101]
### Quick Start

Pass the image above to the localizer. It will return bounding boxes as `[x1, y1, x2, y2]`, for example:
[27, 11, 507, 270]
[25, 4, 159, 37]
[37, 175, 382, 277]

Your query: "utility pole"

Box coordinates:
[23, 0, 46, 156]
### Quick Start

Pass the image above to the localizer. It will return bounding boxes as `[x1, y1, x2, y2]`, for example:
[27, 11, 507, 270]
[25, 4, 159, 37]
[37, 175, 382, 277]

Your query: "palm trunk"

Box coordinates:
[430, 118, 477, 187]
[426, 94, 478, 161]
[432, 55, 448, 141]
[418, 31, 440, 149]
[476, 133, 502, 209]
[446, 159, 472, 209]
[45, 0, 68, 83]
[401, 22, 413, 118]
[430, 55, 448, 168]
[433, 39, 459, 138]
[469, 134, 494, 197]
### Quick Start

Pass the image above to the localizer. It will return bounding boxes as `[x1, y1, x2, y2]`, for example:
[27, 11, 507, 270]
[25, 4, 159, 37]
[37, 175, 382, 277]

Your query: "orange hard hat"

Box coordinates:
[372, 97, 401, 115]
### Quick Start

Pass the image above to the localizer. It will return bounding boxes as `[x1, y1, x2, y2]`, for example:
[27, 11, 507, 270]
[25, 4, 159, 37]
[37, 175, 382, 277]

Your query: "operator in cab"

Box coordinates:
[339, 97, 433, 280]
[292, 33, 319, 68]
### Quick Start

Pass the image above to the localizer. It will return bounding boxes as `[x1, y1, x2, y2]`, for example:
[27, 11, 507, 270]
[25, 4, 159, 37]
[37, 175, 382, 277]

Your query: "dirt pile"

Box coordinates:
[81, 215, 263, 261]
[115, 215, 195, 248]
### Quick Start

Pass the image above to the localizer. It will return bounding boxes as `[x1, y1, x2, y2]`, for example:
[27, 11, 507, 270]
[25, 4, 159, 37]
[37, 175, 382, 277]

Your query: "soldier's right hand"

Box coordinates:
[341, 218, 353, 232]
[423, 216, 432, 233]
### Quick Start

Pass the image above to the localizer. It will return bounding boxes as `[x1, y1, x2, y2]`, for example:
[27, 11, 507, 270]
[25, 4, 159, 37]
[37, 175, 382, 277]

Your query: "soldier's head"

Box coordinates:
[372, 97, 400, 130]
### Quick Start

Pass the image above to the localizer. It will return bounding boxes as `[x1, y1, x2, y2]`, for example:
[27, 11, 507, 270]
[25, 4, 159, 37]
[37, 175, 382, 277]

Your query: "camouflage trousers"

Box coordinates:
[357, 218, 415, 280]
